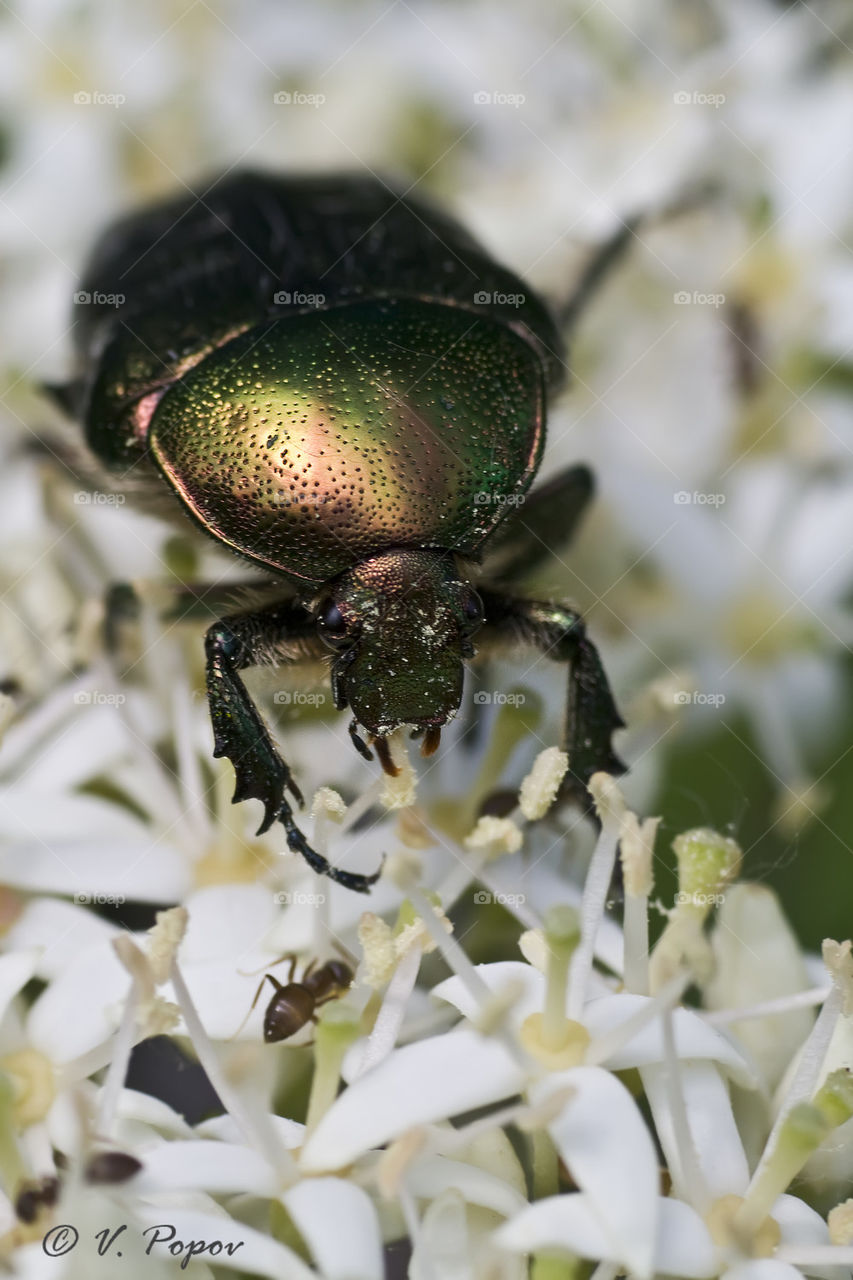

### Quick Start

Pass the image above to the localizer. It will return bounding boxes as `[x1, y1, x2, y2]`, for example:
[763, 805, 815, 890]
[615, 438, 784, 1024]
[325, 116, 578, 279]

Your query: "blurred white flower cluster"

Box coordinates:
[1, 753, 852, 1280]
[1, 0, 853, 1276]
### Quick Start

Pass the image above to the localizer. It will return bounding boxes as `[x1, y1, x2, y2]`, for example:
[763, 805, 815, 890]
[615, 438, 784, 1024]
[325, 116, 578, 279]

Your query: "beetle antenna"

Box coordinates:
[372, 735, 400, 777]
[348, 718, 373, 761]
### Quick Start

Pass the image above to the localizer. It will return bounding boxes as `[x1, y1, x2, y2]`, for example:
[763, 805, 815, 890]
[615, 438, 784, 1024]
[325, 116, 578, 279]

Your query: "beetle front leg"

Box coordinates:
[477, 591, 626, 809]
[204, 608, 382, 893]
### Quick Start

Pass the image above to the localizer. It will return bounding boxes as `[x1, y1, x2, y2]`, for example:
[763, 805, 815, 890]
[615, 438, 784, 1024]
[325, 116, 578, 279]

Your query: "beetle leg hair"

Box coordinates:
[475, 591, 626, 812]
[204, 603, 382, 892]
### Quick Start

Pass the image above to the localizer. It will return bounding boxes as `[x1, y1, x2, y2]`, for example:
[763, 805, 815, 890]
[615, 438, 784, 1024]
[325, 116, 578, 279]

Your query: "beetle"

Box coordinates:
[242, 955, 354, 1043]
[50, 170, 626, 892]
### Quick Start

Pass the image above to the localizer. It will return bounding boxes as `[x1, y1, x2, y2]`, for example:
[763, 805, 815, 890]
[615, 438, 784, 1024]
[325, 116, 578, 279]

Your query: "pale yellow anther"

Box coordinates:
[519, 747, 568, 821]
[358, 913, 397, 988]
[113, 935, 155, 999]
[311, 787, 347, 821]
[829, 1198, 853, 1245]
[588, 772, 626, 831]
[463, 815, 522, 857]
[147, 907, 188, 984]
[822, 938, 853, 1016]
[138, 996, 181, 1038]
[620, 812, 659, 898]
[0, 1050, 56, 1127]
[706, 1194, 780, 1258]
[393, 898, 451, 960]
[519, 928, 548, 973]
[379, 732, 417, 809]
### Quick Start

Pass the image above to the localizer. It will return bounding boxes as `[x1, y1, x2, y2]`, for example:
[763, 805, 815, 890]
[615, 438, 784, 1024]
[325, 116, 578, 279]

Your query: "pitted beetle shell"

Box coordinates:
[70, 171, 563, 586]
[149, 298, 544, 584]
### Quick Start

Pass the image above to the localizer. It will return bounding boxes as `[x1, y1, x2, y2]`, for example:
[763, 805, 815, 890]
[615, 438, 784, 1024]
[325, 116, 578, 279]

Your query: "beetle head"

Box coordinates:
[316, 549, 483, 754]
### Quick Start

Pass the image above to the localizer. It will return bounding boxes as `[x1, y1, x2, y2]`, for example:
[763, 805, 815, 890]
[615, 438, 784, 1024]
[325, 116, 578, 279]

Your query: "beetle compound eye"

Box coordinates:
[461, 589, 484, 633]
[317, 599, 350, 647]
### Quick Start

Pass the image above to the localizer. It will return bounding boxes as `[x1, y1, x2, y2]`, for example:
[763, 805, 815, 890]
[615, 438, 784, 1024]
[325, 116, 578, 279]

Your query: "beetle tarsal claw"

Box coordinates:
[372, 735, 401, 777]
[421, 725, 442, 757]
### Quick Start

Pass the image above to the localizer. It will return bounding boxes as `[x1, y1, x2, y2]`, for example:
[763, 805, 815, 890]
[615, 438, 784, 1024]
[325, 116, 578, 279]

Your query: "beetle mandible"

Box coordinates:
[51, 171, 627, 892]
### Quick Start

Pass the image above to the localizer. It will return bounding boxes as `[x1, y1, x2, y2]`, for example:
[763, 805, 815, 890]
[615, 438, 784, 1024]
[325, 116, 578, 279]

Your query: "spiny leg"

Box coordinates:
[477, 590, 626, 810]
[205, 602, 383, 893]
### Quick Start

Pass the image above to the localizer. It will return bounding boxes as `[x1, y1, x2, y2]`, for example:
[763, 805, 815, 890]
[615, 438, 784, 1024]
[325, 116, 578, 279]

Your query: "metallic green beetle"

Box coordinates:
[54, 171, 625, 892]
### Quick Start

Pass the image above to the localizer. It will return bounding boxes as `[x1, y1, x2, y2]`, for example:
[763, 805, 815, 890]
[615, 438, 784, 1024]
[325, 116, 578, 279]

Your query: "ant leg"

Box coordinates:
[230, 973, 282, 1040]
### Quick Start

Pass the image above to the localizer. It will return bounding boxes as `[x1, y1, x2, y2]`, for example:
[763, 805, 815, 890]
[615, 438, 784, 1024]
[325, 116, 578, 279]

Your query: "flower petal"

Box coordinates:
[5, 898, 116, 979]
[586, 994, 758, 1087]
[722, 1263, 806, 1280]
[706, 884, 815, 1092]
[433, 972, 757, 1087]
[198, 1113, 304, 1150]
[643, 1062, 750, 1200]
[300, 1028, 525, 1173]
[773, 1193, 832, 1248]
[0, 948, 40, 1023]
[180, 885, 280, 964]
[432, 962, 542, 1032]
[27, 937, 130, 1063]
[134, 1140, 277, 1196]
[132, 1208, 316, 1278]
[281, 1177, 383, 1280]
[405, 1156, 527, 1218]
[530, 1067, 660, 1280]
[496, 1194, 716, 1279]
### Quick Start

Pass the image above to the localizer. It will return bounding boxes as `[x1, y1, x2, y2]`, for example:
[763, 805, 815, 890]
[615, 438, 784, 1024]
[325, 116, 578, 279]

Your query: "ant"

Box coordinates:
[238, 955, 355, 1043]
